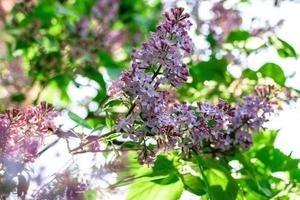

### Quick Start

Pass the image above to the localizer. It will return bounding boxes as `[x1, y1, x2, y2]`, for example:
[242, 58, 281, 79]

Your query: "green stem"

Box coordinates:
[197, 156, 212, 200]
[126, 64, 162, 117]
[126, 101, 136, 117]
[151, 64, 162, 83]
[69, 130, 115, 153]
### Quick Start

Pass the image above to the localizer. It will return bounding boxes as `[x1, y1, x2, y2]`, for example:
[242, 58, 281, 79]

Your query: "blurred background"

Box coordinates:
[0, 0, 300, 199]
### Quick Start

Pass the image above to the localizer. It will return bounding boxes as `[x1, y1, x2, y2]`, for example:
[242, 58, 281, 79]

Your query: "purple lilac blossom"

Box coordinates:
[34, 171, 87, 200]
[0, 102, 57, 169]
[75, 0, 125, 52]
[208, 1, 242, 45]
[109, 8, 285, 165]
[109, 8, 193, 164]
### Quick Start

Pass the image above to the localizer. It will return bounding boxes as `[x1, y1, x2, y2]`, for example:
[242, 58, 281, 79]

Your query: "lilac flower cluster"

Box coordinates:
[250, 18, 284, 38]
[170, 86, 280, 155]
[92, 0, 119, 24]
[207, 1, 242, 45]
[131, 7, 192, 87]
[74, 0, 126, 56]
[192, 85, 278, 152]
[34, 171, 87, 200]
[0, 58, 31, 106]
[109, 8, 283, 165]
[0, 102, 57, 174]
[5, 58, 30, 87]
[109, 7, 193, 165]
[205, 0, 282, 41]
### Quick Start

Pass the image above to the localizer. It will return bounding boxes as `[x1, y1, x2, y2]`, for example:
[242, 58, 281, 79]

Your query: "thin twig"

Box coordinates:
[37, 138, 60, 156]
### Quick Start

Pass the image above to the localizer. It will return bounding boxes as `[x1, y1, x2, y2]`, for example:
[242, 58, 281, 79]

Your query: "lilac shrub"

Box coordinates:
[0, 6, 294, 199]
[0, 7, 289, 170]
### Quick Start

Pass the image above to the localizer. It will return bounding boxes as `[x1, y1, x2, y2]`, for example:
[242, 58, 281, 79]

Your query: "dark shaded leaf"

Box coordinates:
[242, 68, 258, 80]
[181, 174, 206, 196]
[255, 146, 299, 172]
[83, 66, 107, 101]
[190, 57, 229, 84]
[11, 93, 26, 102]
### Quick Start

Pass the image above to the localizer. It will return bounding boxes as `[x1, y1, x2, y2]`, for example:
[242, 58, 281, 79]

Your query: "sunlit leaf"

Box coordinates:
[126, 173, 184, 200]
[271, 37, 298, 58]
[226, 30, 250, 43]
[258, 63, 286, 86]
[84, 190, 97, 200]
[68, 111, 92, 129]
[200, 157, 239, 200]
[255, 146, 299, 172]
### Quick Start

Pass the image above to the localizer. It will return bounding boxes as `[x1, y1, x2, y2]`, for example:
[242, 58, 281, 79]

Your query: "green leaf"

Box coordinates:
[252, 130, 279, 149]
[274, 37, 297, 58]
[68, 111, 92, 129]
[55, 3, 78, 17]
[48, 73, 71, 103]
[207, 33, 217, 48]
[22, 1, 56, 27]
[226, 30, 250, 43]
[201, 158, 239, 200]
[83, 66, 107, 101]
[97, 51, 124, 79]
[258, 63, 286, 86]
[255, 146, 299, 172]
[83, 66, 106, 92]
[11, 93, 26, 102]
[125, 154, 177, 180]
[126, 173, 184, 200]
[84, 190, 97, 200]
[105, 111, 112, 129]
[121, 141, 140, 148]
[190, 57, 229, 84]
[152, 155, 177, 176]
[181, 174, 206, 196]
[103, 99, 123, 110]
[125, 154, 183, 200]
[72, 0, 98, 15]
[97, 51, 123, 69]
[242, 68, 258, 80]
[290, 169, 300, 183]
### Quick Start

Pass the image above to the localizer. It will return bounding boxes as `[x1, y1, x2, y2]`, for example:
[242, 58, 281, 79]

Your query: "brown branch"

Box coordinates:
[69, 130, 116, 153]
